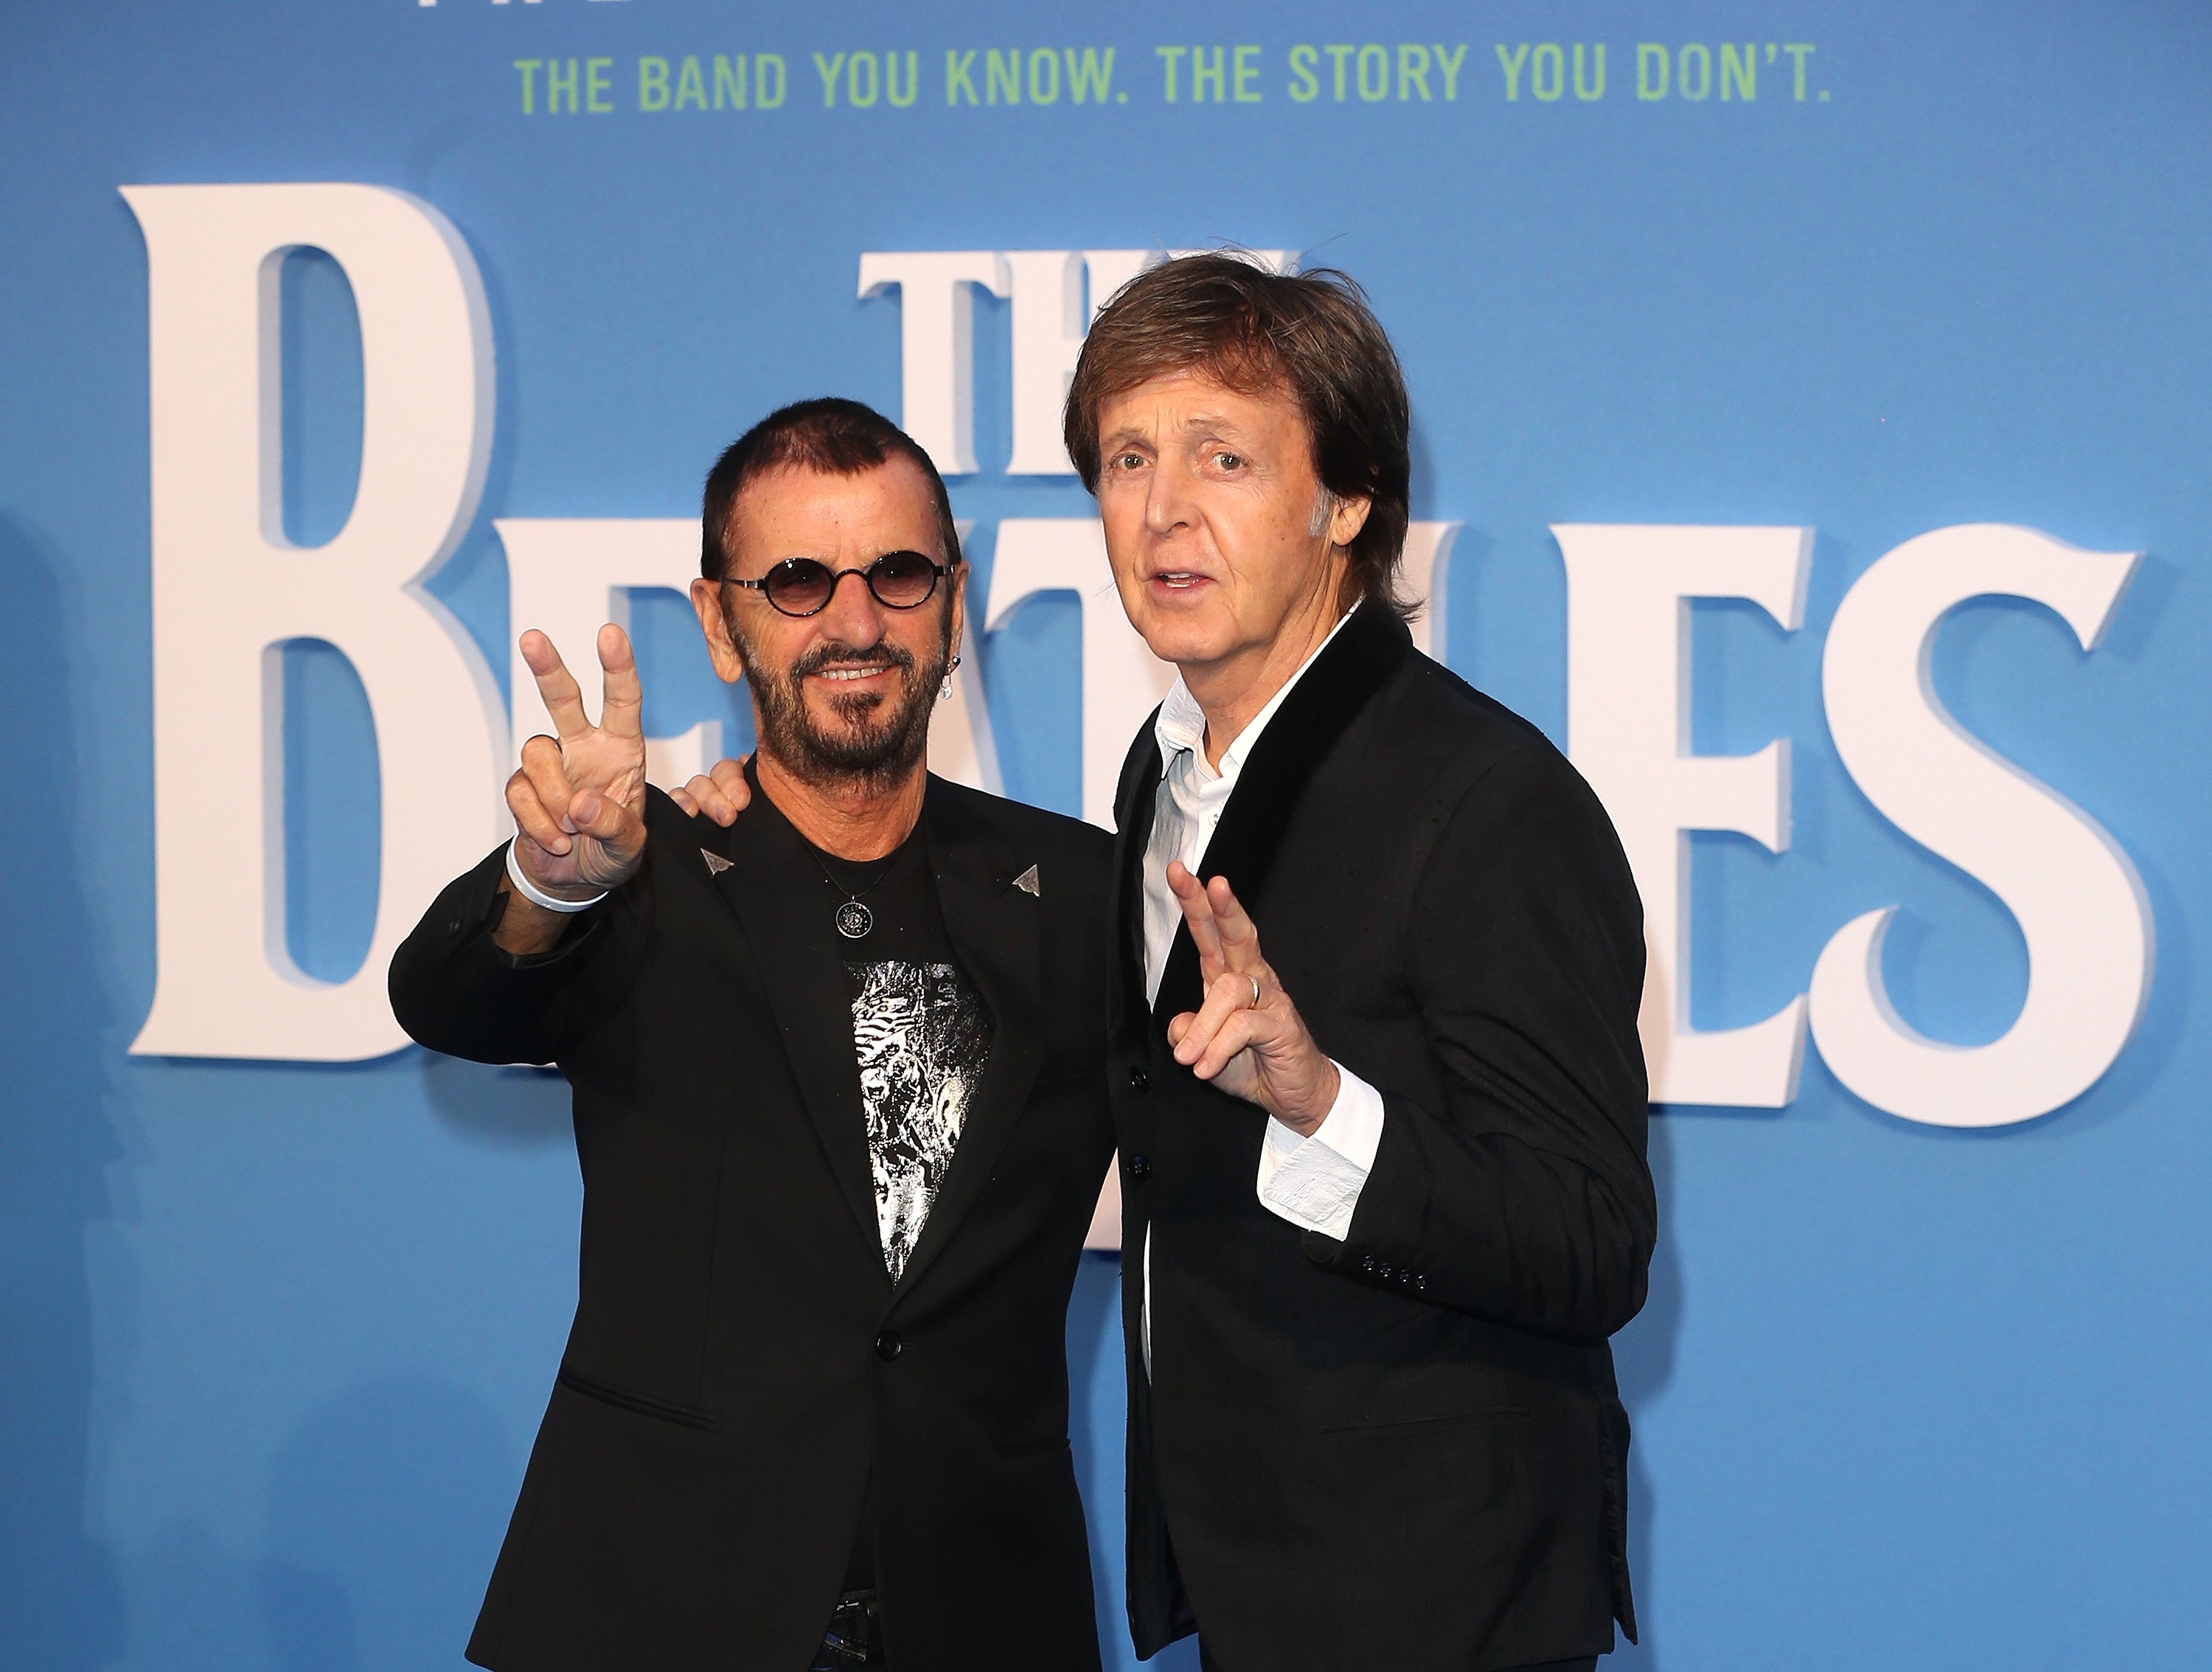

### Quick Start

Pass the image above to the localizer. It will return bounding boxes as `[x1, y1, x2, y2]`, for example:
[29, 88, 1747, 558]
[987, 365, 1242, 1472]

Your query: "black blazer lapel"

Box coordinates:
[1111, 729, 1166, 1033]
[699, 794, 883, 1258]
[1152, 606, 1411, 1023]
[888, 777, 1048, 1297]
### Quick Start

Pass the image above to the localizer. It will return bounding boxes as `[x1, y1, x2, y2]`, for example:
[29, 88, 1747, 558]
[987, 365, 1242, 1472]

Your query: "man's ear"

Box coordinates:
[690, 576, 747, 684]
[1329, 493, 1373, 551]
[945, 561, 967, 656]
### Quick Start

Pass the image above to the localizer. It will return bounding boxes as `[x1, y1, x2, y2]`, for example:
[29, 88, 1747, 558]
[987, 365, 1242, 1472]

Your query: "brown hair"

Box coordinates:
[700, 396, 961, 581]
[1063, 252, 1413, 617]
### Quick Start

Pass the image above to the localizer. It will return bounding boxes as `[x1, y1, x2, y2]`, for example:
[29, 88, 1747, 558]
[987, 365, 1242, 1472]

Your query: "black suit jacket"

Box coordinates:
[1111, 606, 1654, 1672]
[389, 779, 1115, 1672]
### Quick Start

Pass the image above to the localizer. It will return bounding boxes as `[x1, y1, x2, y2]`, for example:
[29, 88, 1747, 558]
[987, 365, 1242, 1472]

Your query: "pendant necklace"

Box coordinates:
[807, 845, 896, 940]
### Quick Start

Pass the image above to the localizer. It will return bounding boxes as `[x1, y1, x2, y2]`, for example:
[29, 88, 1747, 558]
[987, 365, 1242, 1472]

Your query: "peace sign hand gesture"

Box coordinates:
[504, 625, 650, 903]
[1164, 862, 1342, 1137]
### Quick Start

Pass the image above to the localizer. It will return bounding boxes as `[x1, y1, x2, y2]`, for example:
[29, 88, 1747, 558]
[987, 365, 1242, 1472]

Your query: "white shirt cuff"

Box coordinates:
[1254, 1063, 1386, 1241]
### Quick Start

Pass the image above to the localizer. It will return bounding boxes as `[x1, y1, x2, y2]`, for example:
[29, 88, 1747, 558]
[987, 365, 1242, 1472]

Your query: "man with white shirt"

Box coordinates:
[1068, 253, 1656, 1672]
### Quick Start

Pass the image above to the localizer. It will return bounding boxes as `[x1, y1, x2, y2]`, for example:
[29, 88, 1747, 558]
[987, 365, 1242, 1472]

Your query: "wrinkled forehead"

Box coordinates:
[720, 456, 945, 572]
[1095, 362, 1309, 448]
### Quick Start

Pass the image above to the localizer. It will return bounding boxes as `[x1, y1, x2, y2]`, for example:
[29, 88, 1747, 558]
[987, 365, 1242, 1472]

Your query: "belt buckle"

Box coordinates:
[820, 1591, 880, 1665]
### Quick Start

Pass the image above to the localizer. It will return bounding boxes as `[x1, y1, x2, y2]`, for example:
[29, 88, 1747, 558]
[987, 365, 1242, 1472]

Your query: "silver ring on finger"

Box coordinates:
[1246, 974, 1263, 1010]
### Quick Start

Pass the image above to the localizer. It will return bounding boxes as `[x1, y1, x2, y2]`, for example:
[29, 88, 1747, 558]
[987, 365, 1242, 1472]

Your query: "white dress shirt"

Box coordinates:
[1139, 606, 1386, 1373]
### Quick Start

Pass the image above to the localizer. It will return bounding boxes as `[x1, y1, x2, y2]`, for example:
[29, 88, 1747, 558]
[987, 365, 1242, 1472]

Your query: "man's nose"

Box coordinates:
[815, 566, 889, 647]
[1145, 459, 1195, 535]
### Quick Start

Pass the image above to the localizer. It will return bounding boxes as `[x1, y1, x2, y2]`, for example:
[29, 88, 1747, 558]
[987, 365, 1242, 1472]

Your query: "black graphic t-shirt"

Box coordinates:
[810, 823, 993, 1598]
[809, 825, 994, 1285]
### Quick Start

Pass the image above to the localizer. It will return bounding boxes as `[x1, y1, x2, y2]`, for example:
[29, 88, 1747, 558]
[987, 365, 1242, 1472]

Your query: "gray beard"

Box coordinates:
[733, 617, 950, 796]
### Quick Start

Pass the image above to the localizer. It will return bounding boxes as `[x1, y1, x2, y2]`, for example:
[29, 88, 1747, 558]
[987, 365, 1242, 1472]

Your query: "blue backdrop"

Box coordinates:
[5, 2, 2211, 1668]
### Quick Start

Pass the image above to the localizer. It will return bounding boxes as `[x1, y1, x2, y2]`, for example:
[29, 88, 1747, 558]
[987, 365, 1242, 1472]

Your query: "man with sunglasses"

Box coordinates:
[389, 398, 1115, 1672]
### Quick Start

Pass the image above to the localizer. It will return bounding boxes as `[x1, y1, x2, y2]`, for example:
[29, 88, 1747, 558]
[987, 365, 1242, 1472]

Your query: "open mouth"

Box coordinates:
[1149, 570, 1211, 591]
[812, 664, 894, 682]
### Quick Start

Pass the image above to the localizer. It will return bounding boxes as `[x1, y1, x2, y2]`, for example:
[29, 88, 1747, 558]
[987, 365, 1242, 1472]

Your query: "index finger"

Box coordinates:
[597, 624, 644, 740]
[707, 755, 752, 807]
[1168, 861, 1227, 982]
[520, 630, 592, 740]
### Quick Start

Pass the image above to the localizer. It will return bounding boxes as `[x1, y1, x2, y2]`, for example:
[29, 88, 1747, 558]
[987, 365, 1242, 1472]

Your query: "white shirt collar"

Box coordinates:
[1152, 602, 1361, 783]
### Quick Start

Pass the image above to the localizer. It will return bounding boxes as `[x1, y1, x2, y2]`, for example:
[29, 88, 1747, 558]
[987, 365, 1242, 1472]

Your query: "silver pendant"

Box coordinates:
[835, 900, 874, 940]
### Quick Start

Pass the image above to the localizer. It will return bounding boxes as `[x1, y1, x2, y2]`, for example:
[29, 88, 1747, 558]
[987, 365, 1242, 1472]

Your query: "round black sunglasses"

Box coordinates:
[723, 551, 950, 618]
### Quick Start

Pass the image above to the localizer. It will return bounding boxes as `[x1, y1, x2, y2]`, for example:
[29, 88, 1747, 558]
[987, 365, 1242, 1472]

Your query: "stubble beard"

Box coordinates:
[733, 615, 950, 797]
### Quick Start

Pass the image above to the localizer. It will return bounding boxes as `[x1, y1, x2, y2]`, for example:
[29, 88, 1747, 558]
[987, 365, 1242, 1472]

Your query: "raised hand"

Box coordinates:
[1164, 862, 1341, 1137]
[665, 755, 753, 825]
[506, 625, 650, 901]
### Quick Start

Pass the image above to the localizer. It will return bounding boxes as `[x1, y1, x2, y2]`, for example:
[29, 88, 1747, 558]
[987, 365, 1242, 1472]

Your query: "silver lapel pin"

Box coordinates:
[1012, 864, 1040, 897]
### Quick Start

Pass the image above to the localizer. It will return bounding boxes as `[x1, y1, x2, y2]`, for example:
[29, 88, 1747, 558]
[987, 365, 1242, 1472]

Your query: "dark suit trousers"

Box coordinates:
[1200, 1650, 1596, 1672]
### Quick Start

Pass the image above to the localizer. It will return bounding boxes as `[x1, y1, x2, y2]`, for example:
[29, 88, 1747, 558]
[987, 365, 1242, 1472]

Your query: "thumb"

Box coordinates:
[571, 789, 644, 854]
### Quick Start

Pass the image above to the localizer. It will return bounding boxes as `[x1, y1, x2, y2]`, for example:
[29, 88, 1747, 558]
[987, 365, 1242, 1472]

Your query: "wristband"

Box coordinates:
[506, 837, 608, 915]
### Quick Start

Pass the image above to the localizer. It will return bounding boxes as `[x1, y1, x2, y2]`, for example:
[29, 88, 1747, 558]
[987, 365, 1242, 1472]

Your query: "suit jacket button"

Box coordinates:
[1360, 1256, 1376, 1272]
[1128, 1154, 1152, 1182]
[1415, 1274, 1427, 1291]
[874, 1330, 902, 1361]
[1129, 1065, 1150, 1094]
